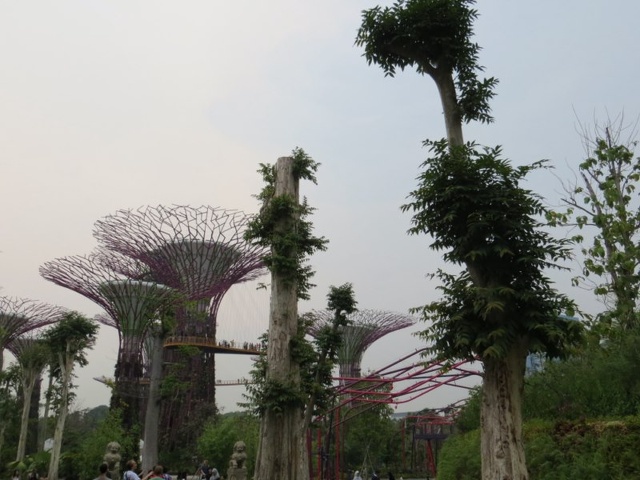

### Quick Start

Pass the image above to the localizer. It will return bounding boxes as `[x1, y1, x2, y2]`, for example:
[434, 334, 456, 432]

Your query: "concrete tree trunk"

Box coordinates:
[254, 157, 308, 480]
[432, 75, 529, 479]
[142, 328, 164, 472]
[481, 341, 529, 480]
[48, 348, 73, 480]
[16, 373, 38, 461]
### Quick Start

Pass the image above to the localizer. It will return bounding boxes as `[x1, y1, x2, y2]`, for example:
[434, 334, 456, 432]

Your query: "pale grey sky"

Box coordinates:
[2, 1, 639, 413]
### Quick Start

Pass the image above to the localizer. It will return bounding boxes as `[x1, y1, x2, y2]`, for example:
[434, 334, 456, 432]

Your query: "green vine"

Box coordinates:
[244, 147, 328, 300]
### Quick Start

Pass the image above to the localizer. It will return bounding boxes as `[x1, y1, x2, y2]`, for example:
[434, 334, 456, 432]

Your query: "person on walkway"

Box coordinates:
[353, 471, 363, 480]
[387, 473, 396, 480]
[210, 468, 220, 480]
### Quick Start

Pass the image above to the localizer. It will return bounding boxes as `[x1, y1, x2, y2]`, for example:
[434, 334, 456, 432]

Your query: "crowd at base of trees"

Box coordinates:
[1, 403, 421, 480]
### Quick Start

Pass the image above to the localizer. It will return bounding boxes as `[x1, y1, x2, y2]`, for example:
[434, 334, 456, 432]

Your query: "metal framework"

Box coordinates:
[93, 205, 267, 302]
[313, 350, 481, 480]
[40, 254, 176, 393]
[93, 205, 268, 443]
[0, 296, 67, 371]
[307, 309, 415, 379]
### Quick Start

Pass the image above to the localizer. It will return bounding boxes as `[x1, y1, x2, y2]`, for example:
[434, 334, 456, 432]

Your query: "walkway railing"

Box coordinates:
[163, 335, 262, 355]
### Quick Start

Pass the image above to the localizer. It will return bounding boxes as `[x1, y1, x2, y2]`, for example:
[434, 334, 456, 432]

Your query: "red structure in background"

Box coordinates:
[402, 412, 456, 478]
[313, 349, 481, 480]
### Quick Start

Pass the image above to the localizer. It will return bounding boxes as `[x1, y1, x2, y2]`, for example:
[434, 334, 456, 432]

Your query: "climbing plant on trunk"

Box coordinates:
[244, 148, 328, 480]
[358, 1, 583, 478]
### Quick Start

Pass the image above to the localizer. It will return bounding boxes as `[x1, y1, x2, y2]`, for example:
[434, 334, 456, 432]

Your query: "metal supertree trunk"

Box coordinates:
[307, 309, 415, 379]
[93, 205, 267, 443]
[0, 296, 67, 372]
[39, 255, 176, 399]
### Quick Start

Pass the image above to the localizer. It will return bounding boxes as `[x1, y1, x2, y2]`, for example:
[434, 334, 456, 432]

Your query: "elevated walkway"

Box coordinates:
[163, 335, 261, 355]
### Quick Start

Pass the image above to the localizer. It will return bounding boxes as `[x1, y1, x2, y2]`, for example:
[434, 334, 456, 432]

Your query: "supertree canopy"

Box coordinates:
[39, 255, 177, 395]
[93, 205, 267, 302]
[93, 205, 268, 446]
[307, 309, 415, 379]
[0, 296, 67, 372]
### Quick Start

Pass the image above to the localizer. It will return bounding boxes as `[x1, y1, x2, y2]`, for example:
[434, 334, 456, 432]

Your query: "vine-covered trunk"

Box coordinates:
[480, 342, 528, 480]
[142, 331, 164, 472]
[48, 352, 73, 480]
[16, 376, 36, 460]
[254, 157, 308, 480]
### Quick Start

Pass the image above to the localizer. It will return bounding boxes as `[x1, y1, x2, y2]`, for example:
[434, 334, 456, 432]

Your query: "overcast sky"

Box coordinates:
[2, 1, 639, 414]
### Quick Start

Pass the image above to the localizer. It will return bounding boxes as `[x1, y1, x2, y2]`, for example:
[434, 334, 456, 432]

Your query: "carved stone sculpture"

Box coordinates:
[226, 441, 247, 480]
[104, 441, 122, 479]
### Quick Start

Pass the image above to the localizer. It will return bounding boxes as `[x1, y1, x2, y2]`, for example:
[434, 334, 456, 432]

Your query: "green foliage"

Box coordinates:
[453, 387, 481, 432]
[356, 0, 497, 124]
[197, 412, 259, 477]
[0, 366, 21, 468]
[549, 125, 640, 330]
[244, 147, 328, 300]
[341, 404, 398, 473]
[8, 451, 51, 477]
[401, 140, 582, 361]
[436, 429, 480, 480]
[73, 408, 134, 480]
[244, 284, 357, 419]
[522, 333, 640, 420]
[439, 419, 640, 479]
[44, 312, 98, 369]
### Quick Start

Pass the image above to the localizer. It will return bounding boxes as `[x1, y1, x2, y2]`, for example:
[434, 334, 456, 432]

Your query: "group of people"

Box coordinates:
[194, 460, 221, 480]
[351, 471, 398, 480]
[113, 459, 174, 480]
[11, 470, 44, 480]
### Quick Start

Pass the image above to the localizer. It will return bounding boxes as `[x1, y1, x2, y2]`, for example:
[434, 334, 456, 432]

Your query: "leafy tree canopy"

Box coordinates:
[356, 0, 497, 124]
[401, 140, 583, 361]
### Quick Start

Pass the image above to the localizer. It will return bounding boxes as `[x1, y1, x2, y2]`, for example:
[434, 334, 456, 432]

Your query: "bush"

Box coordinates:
[197, 412, 259, 476]
[437, 418, 640, 479]
[436, 429, 480, 480]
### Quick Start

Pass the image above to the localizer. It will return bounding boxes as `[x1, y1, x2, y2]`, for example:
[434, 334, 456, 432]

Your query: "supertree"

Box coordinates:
[39, 253, 178, 429]
[0, 296, 67, 372]
[93, 205, 268, 445]
[307, 309, 415, 380]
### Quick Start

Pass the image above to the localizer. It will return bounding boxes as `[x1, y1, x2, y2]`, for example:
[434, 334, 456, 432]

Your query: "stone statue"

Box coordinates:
[226, 440, 247, 480]
[104, 441, 122, 479]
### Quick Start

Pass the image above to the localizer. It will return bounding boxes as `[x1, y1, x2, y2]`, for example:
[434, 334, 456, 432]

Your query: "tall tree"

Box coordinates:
[358, 1, 582, 478]
[550, 118, 640, 331]
[44, 312, 98, 480]
[12, 335, 50, 461]
[244, 149, 328, 480]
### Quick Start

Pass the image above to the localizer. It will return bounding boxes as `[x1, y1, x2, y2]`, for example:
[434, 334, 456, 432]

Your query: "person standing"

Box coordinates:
[195, 460, 211, 480]
[123, 460, 141, 480]
[94, 464, 110, 480]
